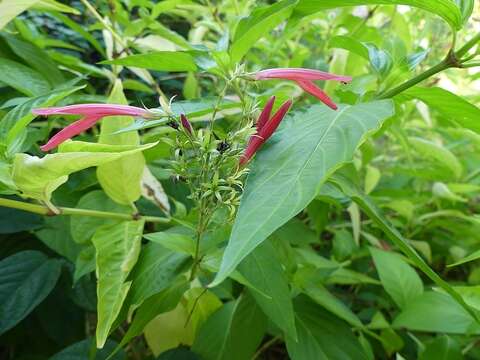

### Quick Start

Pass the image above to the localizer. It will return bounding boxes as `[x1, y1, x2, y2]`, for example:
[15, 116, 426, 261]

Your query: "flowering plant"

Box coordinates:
[0, 1, 480, 359]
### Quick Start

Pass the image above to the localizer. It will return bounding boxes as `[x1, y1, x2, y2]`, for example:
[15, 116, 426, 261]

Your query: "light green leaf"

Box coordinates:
[127, 243, 189, 308]
[328, 36, 369, 60]
[365, 165, 380, 194]
[329, 173, 479, 322]
[448, 249, 480, 267]
[393, 291, 480, 334]
[144, 301, 194, 356]
[192, 293, 267, 360]
[0, 58, 51, 96]
[93, 220, 145, 348]
[0, 250, 62, 335]
[112, 278, 188, 357]
[211, 100, 394, 286]
[97, 80, 145, 205]
[302, 283, 363, 328]
[0, 0, 41, 30]
[100, 52, 197, 72]
[230, 0, 298, 61]
[370, 247, 424, 309]
[419, 335, 463, 360]
[70, 190, 130, 245]
[32, 0, 80, 14]
[292, 0, 463, 30]
[12, 141, 156, 204]
[286, 296, 368, 360]
[144, 227, 194, 255]
[408, 137, 462, 179]
[400, 87, 480, 134]
[184, 287, 223, 336]
[238, 240, 297, 340]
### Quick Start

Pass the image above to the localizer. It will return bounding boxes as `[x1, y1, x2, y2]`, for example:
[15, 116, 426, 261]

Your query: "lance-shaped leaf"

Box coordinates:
[292, 1, 464, 30]
[12, 141, 156, 203]
[93, 220, 145, 348]
[97, 80, 146, 205]
[211, 100, 394, 286]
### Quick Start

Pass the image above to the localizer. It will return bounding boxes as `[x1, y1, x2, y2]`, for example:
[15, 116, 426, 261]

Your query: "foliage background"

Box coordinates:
[0, 0, 480, 359]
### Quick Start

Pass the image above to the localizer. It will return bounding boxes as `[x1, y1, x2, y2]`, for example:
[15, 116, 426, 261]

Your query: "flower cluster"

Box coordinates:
[33, 67, 351, 166]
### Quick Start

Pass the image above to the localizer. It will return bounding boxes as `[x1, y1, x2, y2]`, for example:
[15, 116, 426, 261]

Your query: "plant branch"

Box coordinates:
[378, 32, 480, 99]
[0, 197, 170, 223]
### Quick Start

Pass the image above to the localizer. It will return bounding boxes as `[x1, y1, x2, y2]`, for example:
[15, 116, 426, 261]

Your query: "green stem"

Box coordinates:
[456, 32, 480, 59]
[378, 32, 480, 99]
[0, 197, 170, 223]
[378, 59, 450, 99]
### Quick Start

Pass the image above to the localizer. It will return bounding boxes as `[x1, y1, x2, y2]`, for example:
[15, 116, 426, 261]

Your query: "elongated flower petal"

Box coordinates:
[40, 115, 101, 151]
[259, 100, 292, 139]
[240, 99, 292, 166]
[34, 103, 152, 151]
[240, 135, 264, 166]
[180, 114, 193, 134]
[255, 68, 352, 83]
[33, 104, 150, 117]
[256, 96, 275, 131]
[295, 80, 338, 110]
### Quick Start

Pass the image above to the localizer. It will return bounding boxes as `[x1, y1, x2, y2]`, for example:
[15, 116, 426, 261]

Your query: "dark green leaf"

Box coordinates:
[0, 250, 62, 335]
[238, 240, 297, 340]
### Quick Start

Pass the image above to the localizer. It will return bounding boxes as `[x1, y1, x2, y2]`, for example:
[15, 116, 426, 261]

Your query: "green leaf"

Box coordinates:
[70, 190, 131, 245]
[230, 0, 298, 61]
[0, 0, 40, 30]
[286, 295, 368, 360]
[144, 301, 194, 356]
[370, 247, 424, 309]
[328, 174, 479, 322]
[97, 80, 145, 205]
[448, 248, 480, 267]
[12, 141, 156, 204]
[211, 100, 394, 286]
[50, 338, 126, 360]
[238, 240, 297, 340]
[32, 0, 80, 14]
[393, 291, 480, 334]
[2, 34, 64, 86]
[36, 217, 83, 261]
[399, 87, 480, 134]
[302, 283, 364, 328]
[0, 58, 51, 96]
[0, 250, 62, 335]
[100, 52, 197, 72]
[408, 137, 462, 179]
[93, 220, 145, 348]
[364, 43, 393, 77]
[455, 0, 474, 24]
[112, 278, 188, 358]
[292, 1, 463, 30]
[127, 243, 189, 308]
[328, 36, 369, 60]
[192, 293, 267, 360]
[419, 335, 463, 360]
[0, 84, 84, 151]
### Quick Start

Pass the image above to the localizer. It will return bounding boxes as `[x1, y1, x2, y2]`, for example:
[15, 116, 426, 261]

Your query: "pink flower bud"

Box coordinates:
[180, 114, 193, 135]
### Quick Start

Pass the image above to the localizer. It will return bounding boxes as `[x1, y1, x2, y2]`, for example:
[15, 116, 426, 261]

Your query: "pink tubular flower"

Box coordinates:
[33, 104, 151, 151]
[240, 96, 292, 166]
[254, 68, 352, 110]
